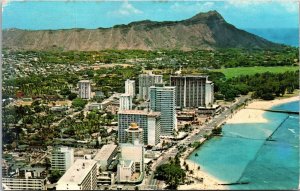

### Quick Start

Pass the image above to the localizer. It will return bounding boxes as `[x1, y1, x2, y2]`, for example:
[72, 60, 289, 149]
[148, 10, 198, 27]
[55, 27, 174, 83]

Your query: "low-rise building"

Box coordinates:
[117, 142, 144, 183]
[93, 144, 118, 171]
[56, 159, 97, 190]
[117, 160, 134, 183]
[88, 103, 101, 111]
[97, 172, 115, 187]
[2, 177, 47, 190]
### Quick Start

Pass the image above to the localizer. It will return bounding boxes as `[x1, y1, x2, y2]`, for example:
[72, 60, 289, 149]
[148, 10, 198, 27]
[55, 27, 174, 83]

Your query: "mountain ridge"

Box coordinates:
[3, 11, 285, 51]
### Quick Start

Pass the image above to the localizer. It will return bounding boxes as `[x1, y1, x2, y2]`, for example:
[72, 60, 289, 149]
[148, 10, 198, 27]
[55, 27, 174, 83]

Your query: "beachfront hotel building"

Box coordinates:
[118, 110, 161, 146]
[125, 79, 136, 98]
[56, 159, 97, 190]
[138, 73, 163, 100]
[170, 75, 214, 108]
[93, 144, 118, 171]
[51, 147, 74, 174]
[119, 93, 133, 111]
[149, 84, 176, 136]
[78, 80, 91, 99]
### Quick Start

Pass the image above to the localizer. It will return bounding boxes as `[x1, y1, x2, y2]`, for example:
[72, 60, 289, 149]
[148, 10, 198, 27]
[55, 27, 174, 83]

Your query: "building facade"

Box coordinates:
[56, 159, 97, 190]
[119, 94, 132, 111]
[93, 144, 118, 171]
[138, 73, 163, 101]
[170, 75, 214, 108]
[51, 147, 74, 174]
[117, 143, 144, 183]
[78, 80, 91, 99]
[125, 123, 144, 145]
[2, 178, 47, 190]
[149, 84, 176, 136]
[118, 110, 161, 146]
[125, 79, 136, 98]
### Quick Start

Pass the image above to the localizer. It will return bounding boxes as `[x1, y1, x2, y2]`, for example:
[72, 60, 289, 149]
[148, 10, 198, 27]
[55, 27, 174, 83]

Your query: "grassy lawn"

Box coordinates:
[212, 66, 299, 78]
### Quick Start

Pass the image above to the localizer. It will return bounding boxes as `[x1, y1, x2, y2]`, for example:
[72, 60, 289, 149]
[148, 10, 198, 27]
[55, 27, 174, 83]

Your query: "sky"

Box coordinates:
[2, 0, 299, 30]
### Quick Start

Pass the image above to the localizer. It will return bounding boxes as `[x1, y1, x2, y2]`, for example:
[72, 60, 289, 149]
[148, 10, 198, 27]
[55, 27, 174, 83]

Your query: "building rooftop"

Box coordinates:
[126, 123, 143, 132]
[79, 80, 90, 83]
[120, 93, 131, 97]
[119, 159, 133, 167]
[150, 85, 175, 90]
[93, 144, 117, 162]
[118, 109, 160, 116]
[129, 123, 139, 130]
[139, 73, 162, 77]
[57, 159, 97, 185]
[171, 75, 208, 78]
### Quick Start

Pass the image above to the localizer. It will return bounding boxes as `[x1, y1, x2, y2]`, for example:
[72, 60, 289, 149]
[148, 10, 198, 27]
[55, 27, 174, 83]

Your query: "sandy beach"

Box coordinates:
[226, 95, 299, 124]
[178, 159, 226, 190]
[246, 96, 299, 110]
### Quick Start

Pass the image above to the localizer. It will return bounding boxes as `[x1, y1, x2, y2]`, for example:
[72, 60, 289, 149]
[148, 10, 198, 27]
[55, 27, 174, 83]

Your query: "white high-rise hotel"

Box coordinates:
[119, 94, 132, 111]
[138, 73, 163, 100]
[78, 80, 91, 99]
[170, 75, 214, 108]
[149, 84, 176, 136]
[125, 79, 135, 98]
[51, 147, 74, 173]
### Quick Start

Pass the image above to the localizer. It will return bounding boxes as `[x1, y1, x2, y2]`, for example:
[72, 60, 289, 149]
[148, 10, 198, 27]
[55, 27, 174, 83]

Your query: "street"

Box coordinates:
[143, 95, 251, 189]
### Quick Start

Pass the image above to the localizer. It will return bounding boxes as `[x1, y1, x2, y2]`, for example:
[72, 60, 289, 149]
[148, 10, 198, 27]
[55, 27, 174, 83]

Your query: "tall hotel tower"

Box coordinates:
[149, 84, 176, 136]
[125, 79, 136, 98]
[138, 73, 163, 101]
[170, 75, 214, 108]
[78, 80, 91, 99]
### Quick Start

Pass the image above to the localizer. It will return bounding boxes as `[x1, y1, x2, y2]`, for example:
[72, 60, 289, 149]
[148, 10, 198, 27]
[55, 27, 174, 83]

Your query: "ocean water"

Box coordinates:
[245, 28, 299, 47]
[189, 101, 299, 189]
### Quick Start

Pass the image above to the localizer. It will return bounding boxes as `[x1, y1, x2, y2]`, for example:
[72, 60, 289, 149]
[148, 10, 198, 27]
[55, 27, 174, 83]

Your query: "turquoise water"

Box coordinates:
[189, 101, 299, 189]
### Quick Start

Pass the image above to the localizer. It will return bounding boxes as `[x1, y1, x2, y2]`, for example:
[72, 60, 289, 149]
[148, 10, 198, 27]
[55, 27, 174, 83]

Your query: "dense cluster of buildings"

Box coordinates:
[118, 72, 214, 140]
[2, 70, 215, 190]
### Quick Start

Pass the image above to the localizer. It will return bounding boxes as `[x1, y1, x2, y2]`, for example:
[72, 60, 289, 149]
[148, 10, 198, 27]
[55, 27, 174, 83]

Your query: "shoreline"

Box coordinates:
[227, 95, 299, 124]
[246, 95, 299, 110]
[180, 95, 299, 190]
[178, 159, 227, 190]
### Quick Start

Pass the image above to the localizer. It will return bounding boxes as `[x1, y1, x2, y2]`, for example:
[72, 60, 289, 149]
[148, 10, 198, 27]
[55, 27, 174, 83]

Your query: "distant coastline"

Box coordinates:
[245, 28, 298, 47]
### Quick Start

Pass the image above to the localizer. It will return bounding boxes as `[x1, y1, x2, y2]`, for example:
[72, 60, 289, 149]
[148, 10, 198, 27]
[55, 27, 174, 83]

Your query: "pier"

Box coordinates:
[246, 108, 299, 115]
[219, 181, 249, 185]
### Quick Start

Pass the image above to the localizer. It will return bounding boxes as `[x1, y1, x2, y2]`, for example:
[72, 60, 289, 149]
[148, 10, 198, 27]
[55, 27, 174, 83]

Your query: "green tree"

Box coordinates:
[48, 170, 63, 183]
[72, 98, 87, 109]
[155, 163, 186, 189]
[68, 93, 78, 100]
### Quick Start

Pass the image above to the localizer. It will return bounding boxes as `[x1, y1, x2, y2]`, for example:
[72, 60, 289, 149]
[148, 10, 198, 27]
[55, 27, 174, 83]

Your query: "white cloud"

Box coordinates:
[2, 0, 11, 12]
[170, 1, 215, 13]
[226, 0, 270, 7]
[109, 1, 143, 16]
[278, 1, 298, 13]
[226, 0, 298, 14]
